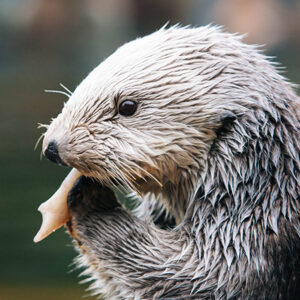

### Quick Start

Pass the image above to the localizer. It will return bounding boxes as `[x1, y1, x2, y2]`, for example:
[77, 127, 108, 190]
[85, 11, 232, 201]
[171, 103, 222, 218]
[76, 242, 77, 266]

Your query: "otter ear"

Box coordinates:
[220, 111, 237, 123]
[215, 111, 237, 137]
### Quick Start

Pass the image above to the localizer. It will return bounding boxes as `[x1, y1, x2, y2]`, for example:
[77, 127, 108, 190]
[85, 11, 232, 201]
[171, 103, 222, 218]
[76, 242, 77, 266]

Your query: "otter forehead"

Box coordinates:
[61, 25, 248, 125]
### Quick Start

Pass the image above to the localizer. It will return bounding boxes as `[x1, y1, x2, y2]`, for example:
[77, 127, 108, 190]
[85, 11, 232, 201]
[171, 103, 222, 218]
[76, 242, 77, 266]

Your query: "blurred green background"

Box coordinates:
[1, 0, 299, 299]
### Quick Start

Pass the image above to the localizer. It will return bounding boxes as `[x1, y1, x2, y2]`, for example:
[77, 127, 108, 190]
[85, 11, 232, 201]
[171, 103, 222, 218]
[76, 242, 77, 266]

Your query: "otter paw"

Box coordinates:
[67, 176, 120, 217]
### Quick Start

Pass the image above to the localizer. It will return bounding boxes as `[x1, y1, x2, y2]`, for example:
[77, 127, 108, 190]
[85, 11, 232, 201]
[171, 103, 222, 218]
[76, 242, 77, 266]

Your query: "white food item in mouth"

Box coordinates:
[34, 168, 81, 243]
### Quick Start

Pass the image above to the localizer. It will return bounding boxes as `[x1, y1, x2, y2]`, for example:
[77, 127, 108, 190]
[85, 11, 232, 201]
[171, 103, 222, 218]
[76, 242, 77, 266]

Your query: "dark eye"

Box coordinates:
[119, 100, 138, 116]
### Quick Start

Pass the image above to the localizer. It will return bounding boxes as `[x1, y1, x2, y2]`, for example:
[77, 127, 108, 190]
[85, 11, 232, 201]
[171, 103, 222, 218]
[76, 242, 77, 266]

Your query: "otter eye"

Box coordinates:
[119, 100, 137, 116]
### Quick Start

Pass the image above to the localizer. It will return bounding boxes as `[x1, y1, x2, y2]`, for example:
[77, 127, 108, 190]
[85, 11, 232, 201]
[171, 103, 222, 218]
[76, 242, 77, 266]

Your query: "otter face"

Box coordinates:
[42, 26, 250, 193]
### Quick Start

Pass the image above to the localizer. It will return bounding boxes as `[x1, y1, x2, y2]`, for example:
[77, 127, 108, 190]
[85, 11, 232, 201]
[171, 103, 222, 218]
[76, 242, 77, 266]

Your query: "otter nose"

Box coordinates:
[44, 141, 67, 166]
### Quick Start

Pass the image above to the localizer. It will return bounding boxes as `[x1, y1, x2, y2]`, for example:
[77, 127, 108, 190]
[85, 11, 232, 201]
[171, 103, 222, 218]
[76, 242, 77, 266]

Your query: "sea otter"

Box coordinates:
[39, 25, 299, 299]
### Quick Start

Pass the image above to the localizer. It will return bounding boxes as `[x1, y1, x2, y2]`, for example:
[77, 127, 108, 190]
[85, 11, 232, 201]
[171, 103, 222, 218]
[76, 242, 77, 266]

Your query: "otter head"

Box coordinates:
[42, 26, 263, 199]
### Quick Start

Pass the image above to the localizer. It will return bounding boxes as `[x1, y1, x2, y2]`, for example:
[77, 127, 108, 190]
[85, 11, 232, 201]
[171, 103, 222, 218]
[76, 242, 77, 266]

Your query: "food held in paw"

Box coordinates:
[34, 168, 81, 243]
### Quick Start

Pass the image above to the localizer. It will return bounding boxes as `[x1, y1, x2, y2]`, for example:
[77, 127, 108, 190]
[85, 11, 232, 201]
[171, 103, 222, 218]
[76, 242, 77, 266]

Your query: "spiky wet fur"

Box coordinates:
[42, 25, 299, 299]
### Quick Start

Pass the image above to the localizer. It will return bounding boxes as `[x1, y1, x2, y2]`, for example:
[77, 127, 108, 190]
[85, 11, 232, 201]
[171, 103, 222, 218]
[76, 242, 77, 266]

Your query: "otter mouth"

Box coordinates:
[34, 166, 124, 243]
[34, 145, 160, 243]
[33, 167, 149, 243]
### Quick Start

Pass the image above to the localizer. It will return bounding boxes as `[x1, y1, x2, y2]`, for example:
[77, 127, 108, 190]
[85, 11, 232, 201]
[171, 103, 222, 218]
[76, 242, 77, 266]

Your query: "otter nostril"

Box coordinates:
[44, 141, 67, 166]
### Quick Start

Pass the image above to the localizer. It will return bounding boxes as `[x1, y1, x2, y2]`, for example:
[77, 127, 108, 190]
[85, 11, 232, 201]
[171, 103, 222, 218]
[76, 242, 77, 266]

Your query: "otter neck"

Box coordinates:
[187, 106, 299, 240]
[160, 170, 200, 224]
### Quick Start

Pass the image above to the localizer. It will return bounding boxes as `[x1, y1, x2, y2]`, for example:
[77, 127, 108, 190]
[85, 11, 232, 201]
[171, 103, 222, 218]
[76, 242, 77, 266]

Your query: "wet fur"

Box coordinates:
[43, 26, 299, 299]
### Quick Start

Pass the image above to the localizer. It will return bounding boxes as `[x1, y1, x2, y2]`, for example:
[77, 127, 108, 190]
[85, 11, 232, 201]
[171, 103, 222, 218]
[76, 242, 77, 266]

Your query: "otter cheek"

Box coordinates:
[34, 168, 81, 243]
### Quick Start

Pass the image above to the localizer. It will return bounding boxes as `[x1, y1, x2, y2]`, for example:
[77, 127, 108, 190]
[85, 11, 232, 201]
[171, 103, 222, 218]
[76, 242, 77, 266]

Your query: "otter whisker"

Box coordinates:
[109, 179, 126, 195]
[59, 83, 73, 96]
[132, 163, 163, 187]
[116, 170, 136, 191]
[107, 165, 133, 191]
[45, 89, 71, 98]
[34, 132, 45, 151]
[37, 123, 49, 130]
[113, 167, 137, 192]
[35, 123, 49, 159]
[39, 150, 43, 160]
[93, 172, 123, 194]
